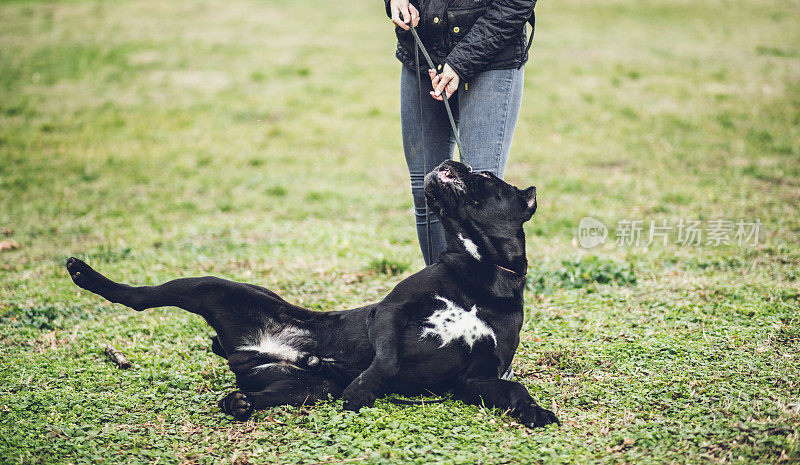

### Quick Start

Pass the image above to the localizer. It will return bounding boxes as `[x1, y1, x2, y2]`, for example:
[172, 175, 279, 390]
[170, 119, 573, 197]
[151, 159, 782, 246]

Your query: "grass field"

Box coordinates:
[1, 0, 799, 463]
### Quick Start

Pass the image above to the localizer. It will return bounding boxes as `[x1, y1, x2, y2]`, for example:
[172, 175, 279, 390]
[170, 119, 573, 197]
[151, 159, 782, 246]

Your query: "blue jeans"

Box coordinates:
[400, 65, 525, 265]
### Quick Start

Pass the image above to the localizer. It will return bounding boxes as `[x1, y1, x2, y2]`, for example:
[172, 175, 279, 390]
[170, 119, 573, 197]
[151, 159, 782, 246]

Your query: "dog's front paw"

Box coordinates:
[341, 385, 377, 412]
[218, 391, 254, 421]
[516, 402, 559, 428]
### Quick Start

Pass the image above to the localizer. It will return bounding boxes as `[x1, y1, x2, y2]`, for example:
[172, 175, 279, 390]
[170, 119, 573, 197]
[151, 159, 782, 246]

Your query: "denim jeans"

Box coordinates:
[400, 64, 525, 265]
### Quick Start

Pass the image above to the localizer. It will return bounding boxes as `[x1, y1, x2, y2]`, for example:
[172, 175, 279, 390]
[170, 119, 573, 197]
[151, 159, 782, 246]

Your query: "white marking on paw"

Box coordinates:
[238, 326, 308, 363]
[421, 296, 495, 349]
[458, 233, 481, 260]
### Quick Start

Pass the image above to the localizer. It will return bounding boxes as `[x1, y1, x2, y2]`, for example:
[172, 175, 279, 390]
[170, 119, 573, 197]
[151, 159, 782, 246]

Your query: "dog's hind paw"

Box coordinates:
[516, 402, 560, 428]
[219, 391, 254, 421]
[66, 257, 111, 293]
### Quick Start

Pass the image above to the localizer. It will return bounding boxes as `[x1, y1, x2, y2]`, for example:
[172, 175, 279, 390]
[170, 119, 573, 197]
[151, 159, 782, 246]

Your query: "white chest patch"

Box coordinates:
[458, 233, 481, 260]
[237, 326, 308, 364]
[421, 296, 496, 349]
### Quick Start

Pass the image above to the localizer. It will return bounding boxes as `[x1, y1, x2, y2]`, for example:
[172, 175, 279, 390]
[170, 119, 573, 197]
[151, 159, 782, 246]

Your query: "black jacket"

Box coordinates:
[385, 0, 536, 82]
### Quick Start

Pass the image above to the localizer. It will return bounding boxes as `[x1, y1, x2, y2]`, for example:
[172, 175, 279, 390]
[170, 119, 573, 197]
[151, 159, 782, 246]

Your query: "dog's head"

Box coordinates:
[423, 160, 536, 266]
[424, 160, 536, 230]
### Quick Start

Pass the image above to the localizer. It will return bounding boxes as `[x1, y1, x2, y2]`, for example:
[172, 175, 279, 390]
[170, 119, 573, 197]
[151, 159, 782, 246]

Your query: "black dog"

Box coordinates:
[66, 160, 558, 428]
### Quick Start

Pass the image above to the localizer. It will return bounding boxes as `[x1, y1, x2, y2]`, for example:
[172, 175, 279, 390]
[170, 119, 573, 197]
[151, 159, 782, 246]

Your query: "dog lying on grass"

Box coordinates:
[67, 160, 559, 428]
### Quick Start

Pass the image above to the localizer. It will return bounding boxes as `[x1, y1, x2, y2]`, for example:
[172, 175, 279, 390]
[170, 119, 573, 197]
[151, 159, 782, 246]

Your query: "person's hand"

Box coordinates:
[389, 0, 419, 30]
[428, 64, 460, 101]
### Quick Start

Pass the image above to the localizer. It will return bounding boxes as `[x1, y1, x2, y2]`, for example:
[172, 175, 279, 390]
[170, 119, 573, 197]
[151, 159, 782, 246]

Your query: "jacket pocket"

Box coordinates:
[446, 4, 489, 47]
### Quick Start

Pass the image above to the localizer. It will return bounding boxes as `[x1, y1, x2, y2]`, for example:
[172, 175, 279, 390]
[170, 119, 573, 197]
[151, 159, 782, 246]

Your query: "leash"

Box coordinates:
[410, 24, 464, 264]
[388, 390, 451, 405]
[409, 25, 465, 158]
[388, 395, 449, 405]
[408, 4, 536, 162]
[408, 9, 535, 264]
[412, 27, 433, 264]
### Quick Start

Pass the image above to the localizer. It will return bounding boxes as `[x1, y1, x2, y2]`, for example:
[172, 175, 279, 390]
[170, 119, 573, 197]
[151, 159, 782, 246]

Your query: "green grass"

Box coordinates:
[1, 0, 799, 463]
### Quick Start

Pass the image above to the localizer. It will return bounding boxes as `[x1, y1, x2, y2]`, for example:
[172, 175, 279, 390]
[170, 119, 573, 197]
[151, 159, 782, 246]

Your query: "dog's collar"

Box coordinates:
[494, 264, 521, 276]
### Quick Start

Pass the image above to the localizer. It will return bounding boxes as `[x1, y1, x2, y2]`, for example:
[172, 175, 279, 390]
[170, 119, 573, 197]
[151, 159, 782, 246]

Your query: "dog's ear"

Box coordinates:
[520, 186, 537, 220]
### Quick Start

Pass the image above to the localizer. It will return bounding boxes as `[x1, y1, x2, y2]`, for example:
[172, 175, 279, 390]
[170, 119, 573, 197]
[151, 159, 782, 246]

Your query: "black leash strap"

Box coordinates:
[388, 396, 449, 405]
[524, 6, 536, 58]
[407, 8, 535, 264]
[412, 30, 433, 264]
[410, 24, 463, 264]
[409, 2, 536, 154]
[409, 25, 464, 157]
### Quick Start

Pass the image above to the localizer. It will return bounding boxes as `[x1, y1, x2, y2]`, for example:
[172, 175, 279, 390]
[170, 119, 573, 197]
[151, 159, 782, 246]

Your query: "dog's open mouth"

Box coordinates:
[437, 170, 455, 183]
[424, 160, 471, 208]
[435, 167, 465, 192]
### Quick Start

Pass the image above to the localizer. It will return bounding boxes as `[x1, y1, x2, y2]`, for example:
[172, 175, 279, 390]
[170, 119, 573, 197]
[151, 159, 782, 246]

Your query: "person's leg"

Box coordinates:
[456, 67, 525, 178]
[400, 65, 457, 265]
